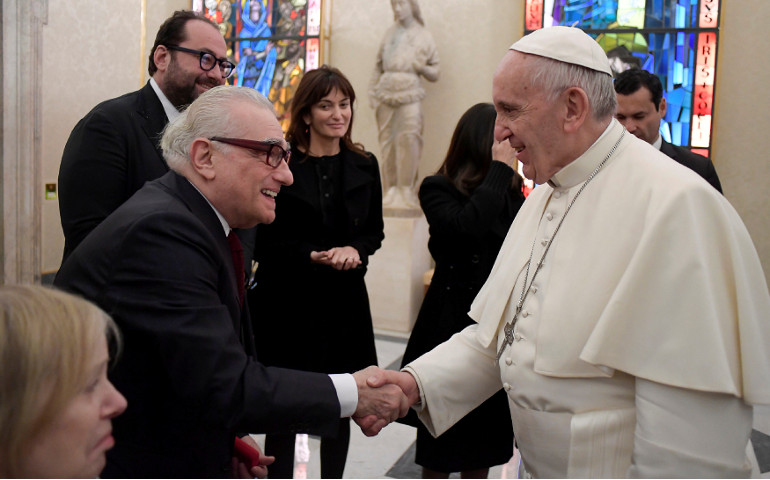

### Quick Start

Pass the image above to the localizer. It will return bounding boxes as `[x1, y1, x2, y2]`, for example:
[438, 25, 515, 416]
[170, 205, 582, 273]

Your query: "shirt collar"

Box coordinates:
[150, 77, 181, 122]
[652, 134, 663, 150]
[548, 119, 623, 190]
[186, 179, 231, 236]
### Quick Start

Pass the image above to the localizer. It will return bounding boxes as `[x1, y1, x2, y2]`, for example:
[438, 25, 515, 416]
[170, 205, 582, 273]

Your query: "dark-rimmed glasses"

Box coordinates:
[211, 137, 291, 168]
[166, 45, 235, 78]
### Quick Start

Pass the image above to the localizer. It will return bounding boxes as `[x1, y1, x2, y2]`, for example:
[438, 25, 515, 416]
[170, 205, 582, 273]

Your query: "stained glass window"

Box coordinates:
[193, 0, 323, 131]
[524, 0, 720, 157]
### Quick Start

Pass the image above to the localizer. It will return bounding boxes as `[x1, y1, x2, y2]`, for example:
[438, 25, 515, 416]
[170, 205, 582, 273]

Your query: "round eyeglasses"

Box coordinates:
[210, 137, 291, 168]
[166, 45, 235, 78]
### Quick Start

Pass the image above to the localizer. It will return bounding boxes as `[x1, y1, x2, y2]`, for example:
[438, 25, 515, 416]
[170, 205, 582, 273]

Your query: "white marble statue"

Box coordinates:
[370, 0, 440, 209]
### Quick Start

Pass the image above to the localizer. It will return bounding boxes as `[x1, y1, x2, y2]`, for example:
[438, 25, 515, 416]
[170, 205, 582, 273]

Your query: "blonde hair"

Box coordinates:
[0, 285, 120, 477]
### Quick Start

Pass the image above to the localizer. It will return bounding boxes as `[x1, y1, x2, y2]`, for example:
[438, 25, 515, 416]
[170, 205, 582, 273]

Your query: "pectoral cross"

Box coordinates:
[496, 306, 521, 362]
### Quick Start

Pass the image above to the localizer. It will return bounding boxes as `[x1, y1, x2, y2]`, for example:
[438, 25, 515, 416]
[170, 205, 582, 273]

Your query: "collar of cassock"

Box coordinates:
[548, 119, 623, 190]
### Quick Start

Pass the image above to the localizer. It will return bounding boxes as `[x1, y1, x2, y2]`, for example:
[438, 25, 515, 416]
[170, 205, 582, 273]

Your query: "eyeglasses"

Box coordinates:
[211, 137, 291, 168]
[165, 45, 235, 78]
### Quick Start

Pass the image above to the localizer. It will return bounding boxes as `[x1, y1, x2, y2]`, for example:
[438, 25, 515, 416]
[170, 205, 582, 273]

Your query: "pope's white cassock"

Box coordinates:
[404, 119, 770, 477]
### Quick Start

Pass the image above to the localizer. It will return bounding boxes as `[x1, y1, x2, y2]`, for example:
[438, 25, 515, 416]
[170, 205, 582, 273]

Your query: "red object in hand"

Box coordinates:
[234, 436, 261, 469]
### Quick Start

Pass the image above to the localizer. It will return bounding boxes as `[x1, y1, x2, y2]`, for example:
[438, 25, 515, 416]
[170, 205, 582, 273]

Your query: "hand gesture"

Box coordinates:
[492, 139, 518, 168]
[310, 246, 362, 271]
[231, 435, 275, 479]
[351, 366, 410, 436]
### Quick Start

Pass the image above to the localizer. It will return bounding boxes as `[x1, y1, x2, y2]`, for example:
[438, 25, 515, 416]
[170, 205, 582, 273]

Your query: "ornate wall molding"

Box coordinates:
[2, 0, 47, 284]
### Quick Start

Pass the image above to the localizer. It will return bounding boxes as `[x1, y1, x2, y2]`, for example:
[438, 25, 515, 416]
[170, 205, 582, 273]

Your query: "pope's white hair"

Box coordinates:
[526, 54, 617, 120]
[161, 85, 276, 172]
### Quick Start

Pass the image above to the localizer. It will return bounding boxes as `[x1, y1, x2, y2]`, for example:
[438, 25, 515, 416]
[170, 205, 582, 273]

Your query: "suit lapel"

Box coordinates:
[158, 172, 243, 337]
[135, 82, 171, 172]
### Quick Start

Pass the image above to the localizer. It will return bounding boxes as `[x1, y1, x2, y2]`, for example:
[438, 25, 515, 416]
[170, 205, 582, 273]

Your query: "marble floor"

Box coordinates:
[251, 330, 770, 479]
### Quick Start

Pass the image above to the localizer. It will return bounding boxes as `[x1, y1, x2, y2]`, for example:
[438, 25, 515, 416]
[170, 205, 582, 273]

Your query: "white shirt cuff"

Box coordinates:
[329, 373, 358, 418]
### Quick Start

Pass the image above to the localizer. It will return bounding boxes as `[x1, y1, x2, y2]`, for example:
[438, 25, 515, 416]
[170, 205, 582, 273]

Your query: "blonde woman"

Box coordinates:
[0, 285, 126, 478]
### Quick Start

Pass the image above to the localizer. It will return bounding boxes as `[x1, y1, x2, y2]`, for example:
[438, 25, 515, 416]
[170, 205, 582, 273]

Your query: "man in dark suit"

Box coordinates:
[54, 85, 407, 478]
[614, 68, 723, 193]
[58, 10, 259, 264]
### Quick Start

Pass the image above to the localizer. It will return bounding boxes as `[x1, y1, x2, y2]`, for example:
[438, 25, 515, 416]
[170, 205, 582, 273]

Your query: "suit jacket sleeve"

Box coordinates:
[347, 152, 384, 266]
[75, 209, 341, 435]
[59, 106, 135, 256]
[58, 85, 169, 261]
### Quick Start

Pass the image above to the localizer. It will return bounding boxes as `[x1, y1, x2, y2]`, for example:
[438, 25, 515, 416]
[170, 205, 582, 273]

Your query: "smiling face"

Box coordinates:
[158, 19, 228, 109]
[20, 337, 127, 478]
[493, 51, 566, 184]
[305, 88, 351, 147]
[615, 85, 666, 145]
[210, 104, 294, 228]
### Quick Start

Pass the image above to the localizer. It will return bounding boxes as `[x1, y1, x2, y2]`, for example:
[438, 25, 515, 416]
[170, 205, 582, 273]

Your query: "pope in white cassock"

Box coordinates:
[364, 26, 770, 477]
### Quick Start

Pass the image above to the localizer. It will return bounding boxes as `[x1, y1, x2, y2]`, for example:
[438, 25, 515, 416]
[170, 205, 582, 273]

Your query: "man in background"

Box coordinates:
[55, 85, 407, 478]
[58, 10, 258, 264]
[614, 68, 723, 192]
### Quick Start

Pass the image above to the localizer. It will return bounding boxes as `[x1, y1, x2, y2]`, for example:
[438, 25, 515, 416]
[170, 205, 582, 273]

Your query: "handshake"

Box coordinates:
[351, 366, 421, 436]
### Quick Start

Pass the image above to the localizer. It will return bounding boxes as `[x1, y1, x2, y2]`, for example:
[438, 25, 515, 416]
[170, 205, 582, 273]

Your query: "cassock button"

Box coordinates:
[553, 191, 561, 199]
[503, 382, 512, 391]
[546, 212, 554, 221]
[541, 238, 548, 246]
[531, 286, 538, 293]
[522, 310, 529, 318]
[505, 357, 513, 366]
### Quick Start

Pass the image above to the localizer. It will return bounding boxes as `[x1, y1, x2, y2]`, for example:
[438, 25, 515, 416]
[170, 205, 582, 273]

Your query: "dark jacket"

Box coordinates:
[249, 147, 383, 373]
[55, 171, 340, 478]
[400, 161, 522, 471]
[661, 140, 723, 193]
[58, 81, 169, 262]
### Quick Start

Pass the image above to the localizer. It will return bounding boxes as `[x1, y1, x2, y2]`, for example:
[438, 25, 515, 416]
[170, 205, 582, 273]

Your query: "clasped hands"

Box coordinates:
[310, 246, 361, 271]
[352, 366, 421, 436]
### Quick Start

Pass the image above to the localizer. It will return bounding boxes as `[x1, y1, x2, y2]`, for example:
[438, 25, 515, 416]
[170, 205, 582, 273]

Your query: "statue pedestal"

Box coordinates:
[367, 210, 431, 333]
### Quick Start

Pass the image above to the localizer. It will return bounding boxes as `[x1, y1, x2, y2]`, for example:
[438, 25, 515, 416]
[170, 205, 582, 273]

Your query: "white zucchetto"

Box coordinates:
[510, 26, 612, 76]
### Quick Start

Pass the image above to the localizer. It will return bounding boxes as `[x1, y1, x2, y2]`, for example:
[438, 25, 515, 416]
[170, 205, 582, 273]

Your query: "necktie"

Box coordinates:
[227, 231, 245, 307]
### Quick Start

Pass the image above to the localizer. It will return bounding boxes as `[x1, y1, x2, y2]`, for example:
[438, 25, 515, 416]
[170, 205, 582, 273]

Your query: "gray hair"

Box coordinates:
[526, 55, 617, 120]
[161, 85, 276, 172]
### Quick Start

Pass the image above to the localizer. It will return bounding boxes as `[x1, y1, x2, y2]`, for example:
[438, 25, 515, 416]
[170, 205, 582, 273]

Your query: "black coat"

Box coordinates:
[248, 148, 384, 373]
[401, 161, 523, 472]
[55, 171, 340, 478]
[58, 82, 169, 262]
[660, 140, 723, 193]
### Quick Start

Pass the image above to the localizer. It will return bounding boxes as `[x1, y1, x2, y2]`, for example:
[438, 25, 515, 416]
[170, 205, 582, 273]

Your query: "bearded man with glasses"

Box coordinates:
[58, 10, 259, 269]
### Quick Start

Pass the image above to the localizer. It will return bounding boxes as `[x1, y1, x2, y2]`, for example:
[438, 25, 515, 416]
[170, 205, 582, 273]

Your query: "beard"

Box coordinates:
[162, 59, 221, 110]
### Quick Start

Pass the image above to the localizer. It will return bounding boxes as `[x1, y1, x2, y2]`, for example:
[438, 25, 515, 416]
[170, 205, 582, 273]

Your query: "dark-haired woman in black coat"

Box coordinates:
[248, 65, 383, 479]
[401, 103, 524, 478]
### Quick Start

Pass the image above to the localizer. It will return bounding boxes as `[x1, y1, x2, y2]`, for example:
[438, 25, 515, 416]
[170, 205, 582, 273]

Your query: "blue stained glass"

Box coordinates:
[529, 0, 719, 151]
[673, 61, 683, 84]
[642, 55, 655, 71]
[661, 121, 672, 144]
[675, 4, 684, 28]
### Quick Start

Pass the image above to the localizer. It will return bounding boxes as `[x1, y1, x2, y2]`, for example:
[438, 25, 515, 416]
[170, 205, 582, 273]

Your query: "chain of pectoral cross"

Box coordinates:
[495, 129, 625, 362]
